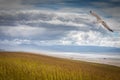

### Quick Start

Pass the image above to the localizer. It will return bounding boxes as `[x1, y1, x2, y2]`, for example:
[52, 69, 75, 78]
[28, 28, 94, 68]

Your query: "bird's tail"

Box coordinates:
[109, 28, 120, 32]
[109, 29, 114, 32]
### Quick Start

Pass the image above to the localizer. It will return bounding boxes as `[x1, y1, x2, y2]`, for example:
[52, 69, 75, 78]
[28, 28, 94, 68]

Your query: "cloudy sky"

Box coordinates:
[0, 0, 120, 52]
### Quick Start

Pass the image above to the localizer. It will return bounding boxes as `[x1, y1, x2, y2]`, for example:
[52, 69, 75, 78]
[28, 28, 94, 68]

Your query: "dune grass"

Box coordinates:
[0, 51, 120, 80]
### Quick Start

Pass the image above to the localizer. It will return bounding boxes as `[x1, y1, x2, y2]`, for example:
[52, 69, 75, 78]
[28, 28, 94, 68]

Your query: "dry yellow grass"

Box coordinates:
[0, 51, 120, 80]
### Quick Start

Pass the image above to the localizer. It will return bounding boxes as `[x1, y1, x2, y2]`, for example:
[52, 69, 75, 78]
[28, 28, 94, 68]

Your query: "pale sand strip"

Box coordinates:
[38, 52, 120, 67]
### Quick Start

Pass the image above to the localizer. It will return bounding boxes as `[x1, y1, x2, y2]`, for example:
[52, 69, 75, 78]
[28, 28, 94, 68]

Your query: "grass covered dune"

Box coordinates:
[0, 52, 120, 80]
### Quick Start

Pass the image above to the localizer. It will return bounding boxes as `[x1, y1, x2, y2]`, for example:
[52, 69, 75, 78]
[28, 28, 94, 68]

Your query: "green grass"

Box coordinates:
[0, 51, 120, 80]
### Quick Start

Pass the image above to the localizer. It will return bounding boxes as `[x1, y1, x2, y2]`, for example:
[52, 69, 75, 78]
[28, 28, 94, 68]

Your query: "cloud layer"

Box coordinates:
[0, 0, 120, 52]
[0, 9, 120, 48]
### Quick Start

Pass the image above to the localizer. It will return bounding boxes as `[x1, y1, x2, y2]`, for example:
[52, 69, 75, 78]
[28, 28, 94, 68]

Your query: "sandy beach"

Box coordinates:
[39, 52, 120, 67]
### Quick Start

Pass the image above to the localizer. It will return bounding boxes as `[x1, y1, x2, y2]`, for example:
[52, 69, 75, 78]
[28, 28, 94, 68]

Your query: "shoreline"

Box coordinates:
[39, 52, 120, 67]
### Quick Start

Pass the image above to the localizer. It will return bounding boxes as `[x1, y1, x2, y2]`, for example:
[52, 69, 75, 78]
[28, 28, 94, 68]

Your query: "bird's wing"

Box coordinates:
[90, 11, 102, 20]
[102, 21, 113, 32]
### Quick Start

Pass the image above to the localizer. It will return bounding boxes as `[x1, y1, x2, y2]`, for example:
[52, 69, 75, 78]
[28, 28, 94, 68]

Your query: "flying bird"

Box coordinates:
[90, 11, 113, 32]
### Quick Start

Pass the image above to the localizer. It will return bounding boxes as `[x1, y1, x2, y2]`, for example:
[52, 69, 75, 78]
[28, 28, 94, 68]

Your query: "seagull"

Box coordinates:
[90, 11, 113, 32]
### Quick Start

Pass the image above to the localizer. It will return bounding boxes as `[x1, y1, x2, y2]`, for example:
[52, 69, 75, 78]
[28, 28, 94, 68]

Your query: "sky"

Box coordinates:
[0, 0, 120, 52]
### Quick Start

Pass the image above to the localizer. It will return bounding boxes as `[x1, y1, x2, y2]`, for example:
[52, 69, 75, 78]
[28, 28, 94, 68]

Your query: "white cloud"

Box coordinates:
[62, 31, 101, 45]
[0, 39, 31, 45]
[0, 39, 72, 46]
[42, 9, 119, 32]
[33, 40, 72, 46]
[0, 9, 93, 27]
[0, 33, 120, 48]
[0, 9, 120, 48]
[0, 25, 46, 37]
[26, 19, 87, 27]
[99, 37, 120, 47]
[61, 30, 120, 47]
[14, 9, 92, 28]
